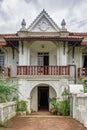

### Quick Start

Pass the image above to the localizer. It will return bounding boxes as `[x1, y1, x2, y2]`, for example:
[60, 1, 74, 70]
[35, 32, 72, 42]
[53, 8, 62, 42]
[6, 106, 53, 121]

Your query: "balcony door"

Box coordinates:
[38, 52, 49, 75]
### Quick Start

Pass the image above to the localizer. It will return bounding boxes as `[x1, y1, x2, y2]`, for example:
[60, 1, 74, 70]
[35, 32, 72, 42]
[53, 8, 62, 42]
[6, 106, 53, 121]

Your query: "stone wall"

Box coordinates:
[71, 93, 87, 128]
[0, 102, 16, 122]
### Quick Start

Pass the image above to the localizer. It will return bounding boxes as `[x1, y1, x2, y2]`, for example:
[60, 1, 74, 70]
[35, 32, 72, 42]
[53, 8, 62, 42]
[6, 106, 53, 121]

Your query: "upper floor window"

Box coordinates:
[82, 52, 87, 67]
[38, 52, 49, 66]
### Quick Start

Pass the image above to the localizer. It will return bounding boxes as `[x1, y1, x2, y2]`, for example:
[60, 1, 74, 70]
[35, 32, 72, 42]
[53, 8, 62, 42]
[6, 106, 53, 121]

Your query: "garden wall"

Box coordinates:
[72, 93, 87, 128]
[0, 102, 16, 122]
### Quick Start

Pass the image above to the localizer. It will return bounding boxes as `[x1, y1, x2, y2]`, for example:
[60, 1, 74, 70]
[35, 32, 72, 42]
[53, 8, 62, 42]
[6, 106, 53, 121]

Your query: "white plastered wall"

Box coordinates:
[4, 47, 18, 77]
[18, 41, 68, 67]
[68, 46, 82, 67]
[19, 41, 30, 66]
[73, 47, 82, 68]
[30, 41, 57, 66]
[59, 42, 68, 66]
[18, 78, 68, 112]
[30, 86, 38, 111]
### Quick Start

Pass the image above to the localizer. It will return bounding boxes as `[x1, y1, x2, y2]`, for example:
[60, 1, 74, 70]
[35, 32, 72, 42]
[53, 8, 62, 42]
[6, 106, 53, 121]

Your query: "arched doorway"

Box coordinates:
[30, 84, 57, 112]
[38, 86, 49, 110]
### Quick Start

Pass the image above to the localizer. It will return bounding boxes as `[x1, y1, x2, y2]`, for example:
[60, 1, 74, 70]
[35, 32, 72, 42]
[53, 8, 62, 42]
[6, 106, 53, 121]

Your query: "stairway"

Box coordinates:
[29, 110, 58, 117]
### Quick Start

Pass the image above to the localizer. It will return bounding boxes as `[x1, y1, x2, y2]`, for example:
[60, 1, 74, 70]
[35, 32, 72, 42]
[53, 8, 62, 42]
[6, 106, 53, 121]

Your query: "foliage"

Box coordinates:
[26, 110, 30, 115]
[49, 98, 59, 115]
[0, 120, 8, 127]
[16, 100, 27, 112]
[49, 89, 70, 116]
[0, 78, 18, 102]
[59, 88, 70, 116]
[82, 78, 87, 93]
[49, 97, 59, 107]
[58, 99, 70, 116]
[0, 92, 7, 103]
[62, 87, 70, 96]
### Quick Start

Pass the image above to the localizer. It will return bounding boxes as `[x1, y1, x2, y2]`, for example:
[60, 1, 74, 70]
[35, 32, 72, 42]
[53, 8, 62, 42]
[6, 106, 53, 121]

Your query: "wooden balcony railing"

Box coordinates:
[0, 67, 10, 77]
[78, 67, 87, 78]
[17, 66, 70, 76]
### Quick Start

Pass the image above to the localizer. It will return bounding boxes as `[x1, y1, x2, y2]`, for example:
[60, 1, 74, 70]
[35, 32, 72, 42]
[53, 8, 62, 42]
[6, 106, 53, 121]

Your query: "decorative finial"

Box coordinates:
[21, 19, 26, 27]
[43, 9, 45, 12]
[20, 19, 27, 31]
[61, 19, 67, 31]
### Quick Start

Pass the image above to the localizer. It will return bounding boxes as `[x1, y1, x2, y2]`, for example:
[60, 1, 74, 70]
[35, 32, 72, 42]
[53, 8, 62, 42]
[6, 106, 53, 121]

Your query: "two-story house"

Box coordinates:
[0, 10, 87, 112]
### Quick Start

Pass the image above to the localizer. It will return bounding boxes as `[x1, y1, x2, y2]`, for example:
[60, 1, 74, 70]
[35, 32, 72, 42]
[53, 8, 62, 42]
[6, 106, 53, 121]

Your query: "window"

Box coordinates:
[38, 53, 49, 66]
[82, 53, 87, 67]
[37, 53, 49, 75]
[0, 50, 4, 68]
[38, 53, 43, 66]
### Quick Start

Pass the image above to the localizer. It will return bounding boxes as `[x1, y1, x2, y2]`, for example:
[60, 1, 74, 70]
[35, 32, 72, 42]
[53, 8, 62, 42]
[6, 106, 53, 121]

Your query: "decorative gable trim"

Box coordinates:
[28, 9, 60, 32]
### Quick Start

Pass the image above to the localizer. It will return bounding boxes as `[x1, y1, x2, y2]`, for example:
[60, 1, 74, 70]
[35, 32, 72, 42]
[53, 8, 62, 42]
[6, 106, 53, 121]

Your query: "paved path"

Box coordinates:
[0, 115, 87, 130]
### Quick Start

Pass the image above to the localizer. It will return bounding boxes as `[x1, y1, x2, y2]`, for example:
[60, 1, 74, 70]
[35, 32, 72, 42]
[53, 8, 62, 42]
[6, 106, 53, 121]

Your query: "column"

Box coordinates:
[56, 43, 60, 65]
[27, 97, 31, 113]
[62, 42, 68, 65]
[27, 46, 30, 65]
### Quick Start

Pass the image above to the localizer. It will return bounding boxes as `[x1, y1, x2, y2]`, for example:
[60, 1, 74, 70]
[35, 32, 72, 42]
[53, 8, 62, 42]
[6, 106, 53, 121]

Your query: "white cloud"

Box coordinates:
[0, 0, 87, 33]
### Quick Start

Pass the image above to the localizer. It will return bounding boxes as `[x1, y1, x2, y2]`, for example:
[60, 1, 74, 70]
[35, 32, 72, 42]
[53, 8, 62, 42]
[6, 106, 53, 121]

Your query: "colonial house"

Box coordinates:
[0, 9, 87, 112]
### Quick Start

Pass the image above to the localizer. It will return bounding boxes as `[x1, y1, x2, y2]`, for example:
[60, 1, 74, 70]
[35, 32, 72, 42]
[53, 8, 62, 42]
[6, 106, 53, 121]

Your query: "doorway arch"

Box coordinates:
[30, 83, 57, 112]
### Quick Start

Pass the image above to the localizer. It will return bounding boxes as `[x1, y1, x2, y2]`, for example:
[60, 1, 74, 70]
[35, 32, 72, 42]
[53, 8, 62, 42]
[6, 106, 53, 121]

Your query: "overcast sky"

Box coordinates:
[0, 0, 87, 33]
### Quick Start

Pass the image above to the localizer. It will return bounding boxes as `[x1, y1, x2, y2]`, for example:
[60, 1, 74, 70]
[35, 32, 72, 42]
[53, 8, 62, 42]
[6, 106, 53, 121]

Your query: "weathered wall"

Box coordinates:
[30, 86, 38, 112]
[18, 77, 68, 112]
[0, 102, 16, 122]
[71, 93, 87, 128]
[0, 47, 18, 77]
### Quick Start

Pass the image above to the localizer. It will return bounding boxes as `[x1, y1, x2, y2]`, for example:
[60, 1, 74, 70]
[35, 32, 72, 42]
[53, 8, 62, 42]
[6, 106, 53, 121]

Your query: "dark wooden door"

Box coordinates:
[38, 87, 49, 110]
[44, 55, 49, 75]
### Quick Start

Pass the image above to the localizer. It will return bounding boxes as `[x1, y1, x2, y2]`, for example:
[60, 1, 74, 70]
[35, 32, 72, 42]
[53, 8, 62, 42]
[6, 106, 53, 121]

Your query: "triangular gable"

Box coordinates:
[28, 9, 60, 32]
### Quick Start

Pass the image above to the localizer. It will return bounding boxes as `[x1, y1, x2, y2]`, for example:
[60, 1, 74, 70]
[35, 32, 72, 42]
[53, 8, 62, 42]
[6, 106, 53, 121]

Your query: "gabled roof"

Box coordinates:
[28, 9, 61, 32]
[0, 34, 17, 46]
[69, 32, 87, 45]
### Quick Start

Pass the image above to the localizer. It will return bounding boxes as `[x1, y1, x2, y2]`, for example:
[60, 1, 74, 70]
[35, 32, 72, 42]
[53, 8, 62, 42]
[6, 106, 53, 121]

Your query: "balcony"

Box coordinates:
[0, 67, 10, 78]
[17, 66, 70, 76]
[78, 67, 87, 78]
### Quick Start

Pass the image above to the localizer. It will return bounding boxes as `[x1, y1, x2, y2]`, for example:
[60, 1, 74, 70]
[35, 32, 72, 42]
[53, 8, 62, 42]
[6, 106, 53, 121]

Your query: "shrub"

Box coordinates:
[0, 78, 18, 102]
[59, 88, 70, 116]
[49, 98, 59, 115]
[82, 78, 87, 93]
[0, 120, 8, 127]
[58, 99, 70, 116]
[49, 88, 70, 116]
[16, 100, 27, 112]
[0, 92, 7, 103]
